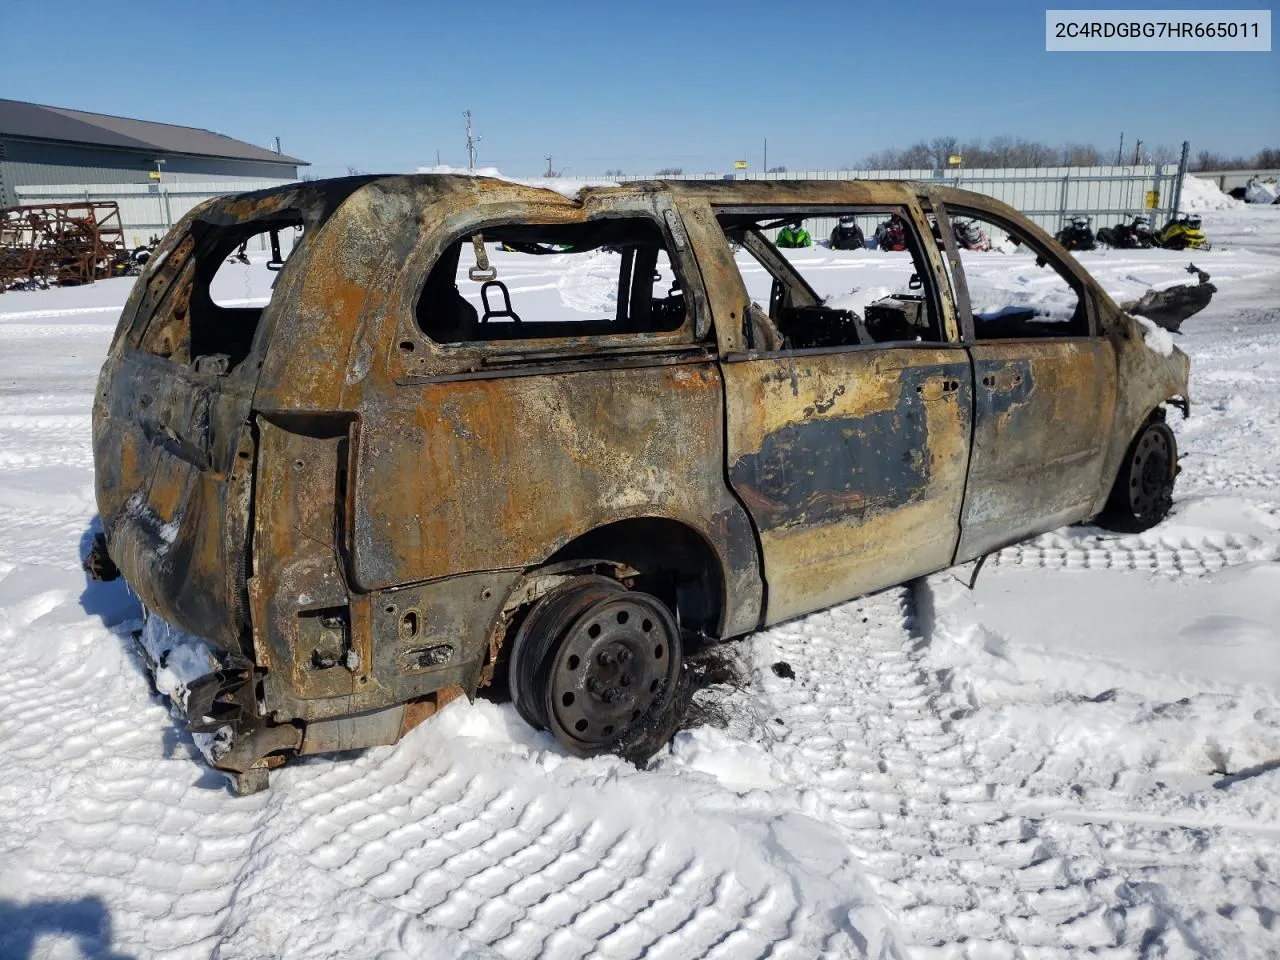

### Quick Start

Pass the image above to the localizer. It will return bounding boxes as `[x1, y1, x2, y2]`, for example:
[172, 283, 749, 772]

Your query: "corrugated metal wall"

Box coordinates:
[14, 180, 298, 247]
[611, 165, 1183, 238]
[0, 137, 300, 206]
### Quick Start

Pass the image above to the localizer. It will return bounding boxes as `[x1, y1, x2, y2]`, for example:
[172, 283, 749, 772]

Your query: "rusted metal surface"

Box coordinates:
[956, 341, 1119, 559]
[90, 174, 1192, 780]
[722, 347, 972, 624]
[1, 201, 127, 290]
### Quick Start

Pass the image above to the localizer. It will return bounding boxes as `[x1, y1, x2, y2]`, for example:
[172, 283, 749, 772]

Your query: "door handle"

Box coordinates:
[916, 377, 961, 401]
[981, 370, 1024, 391]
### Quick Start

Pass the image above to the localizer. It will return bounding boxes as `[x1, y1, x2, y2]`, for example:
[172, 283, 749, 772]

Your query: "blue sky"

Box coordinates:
[2, 0, 1275, 177]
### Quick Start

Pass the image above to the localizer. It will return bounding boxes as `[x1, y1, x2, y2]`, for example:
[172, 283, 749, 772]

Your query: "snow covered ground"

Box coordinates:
[1, 201, 1279, 959]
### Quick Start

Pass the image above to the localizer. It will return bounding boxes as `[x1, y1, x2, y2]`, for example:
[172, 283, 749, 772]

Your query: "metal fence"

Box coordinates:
[13, 179, 296, 248]
[611, 164, 1186, 242]
[13, 164, 1193, 253]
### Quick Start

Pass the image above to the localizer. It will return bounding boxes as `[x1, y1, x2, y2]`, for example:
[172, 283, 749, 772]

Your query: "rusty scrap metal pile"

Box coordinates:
[0, 201, 127, 291]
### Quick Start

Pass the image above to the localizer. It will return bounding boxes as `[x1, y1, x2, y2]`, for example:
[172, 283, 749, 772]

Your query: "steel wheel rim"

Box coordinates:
[1128, 426, 1172, 516]
[508, 576, 624, 731]
[546, 592, 679, 754]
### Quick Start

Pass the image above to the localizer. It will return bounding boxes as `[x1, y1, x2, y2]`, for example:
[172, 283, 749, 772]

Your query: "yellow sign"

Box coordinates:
[948, 155, 963, 166]
[734, 160, 748, 170]
[1145, 190, 1159, 208]
[148, 170, 161, 180]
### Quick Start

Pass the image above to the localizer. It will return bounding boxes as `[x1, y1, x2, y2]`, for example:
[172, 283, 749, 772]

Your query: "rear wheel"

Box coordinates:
[508, 575, 683, 760]
[1098, 417, 1178, 532]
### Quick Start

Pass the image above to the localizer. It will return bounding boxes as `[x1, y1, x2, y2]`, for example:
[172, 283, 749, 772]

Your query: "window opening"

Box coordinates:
[936, 208, 1088, 339]
[136, 214, 305, 373]
[416, 218, 688, 344]
[718, 208, 944, 351]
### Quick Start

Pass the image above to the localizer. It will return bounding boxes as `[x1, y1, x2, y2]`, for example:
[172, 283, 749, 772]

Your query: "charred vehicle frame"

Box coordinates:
[89, 175, 1191, 792]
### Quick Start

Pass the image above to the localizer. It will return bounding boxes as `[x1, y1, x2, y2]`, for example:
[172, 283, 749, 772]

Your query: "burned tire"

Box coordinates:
[508, 574, 683, 762]
[1097, 416, 1178, 533]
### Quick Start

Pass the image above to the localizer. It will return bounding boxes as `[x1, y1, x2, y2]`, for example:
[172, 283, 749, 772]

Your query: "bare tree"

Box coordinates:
[603, 168, 626, 177]
[901, 141, 933, 168]
[858, 135, 1280, 171]
[1062, 143, 1103, 166]
[654, 167, 684, 176]
[1018, 139, 1056, 167]
[929, 136, 960, 168]
[977, 136, 1008, 167]
[861, 149, 902, 169]
[767, 165, 788, 173]
[1193, 150, 1224, 171]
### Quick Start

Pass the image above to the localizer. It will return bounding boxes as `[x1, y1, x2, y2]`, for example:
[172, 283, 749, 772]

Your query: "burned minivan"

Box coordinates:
[89, 175, 1190, 792]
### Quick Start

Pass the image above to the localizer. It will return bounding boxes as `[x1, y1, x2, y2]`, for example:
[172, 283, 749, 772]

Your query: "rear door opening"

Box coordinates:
[99, 210, 305, 648]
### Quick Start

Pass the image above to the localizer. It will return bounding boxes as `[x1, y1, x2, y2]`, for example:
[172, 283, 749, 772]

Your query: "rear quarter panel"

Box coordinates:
[351, 361, 762, 638]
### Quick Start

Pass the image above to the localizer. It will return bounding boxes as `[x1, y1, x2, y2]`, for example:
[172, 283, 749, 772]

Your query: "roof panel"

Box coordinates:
[0, 98, 306, 165]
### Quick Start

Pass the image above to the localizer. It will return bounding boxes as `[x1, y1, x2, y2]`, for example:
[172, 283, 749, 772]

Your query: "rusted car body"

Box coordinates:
[91, 175, 1190, 791]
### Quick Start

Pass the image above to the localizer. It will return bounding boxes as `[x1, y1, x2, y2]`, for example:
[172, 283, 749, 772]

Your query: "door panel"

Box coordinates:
[722, 347, 972, 625]
[957, 339, 1117, 560]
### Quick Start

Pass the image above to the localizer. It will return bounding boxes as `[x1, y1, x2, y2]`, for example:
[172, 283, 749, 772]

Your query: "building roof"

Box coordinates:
[0, 98, 307, 166]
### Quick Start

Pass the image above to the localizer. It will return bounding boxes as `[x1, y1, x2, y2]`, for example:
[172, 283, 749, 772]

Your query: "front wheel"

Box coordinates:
[508, 575, 683, 761]
[1097, 417, 1178, 532]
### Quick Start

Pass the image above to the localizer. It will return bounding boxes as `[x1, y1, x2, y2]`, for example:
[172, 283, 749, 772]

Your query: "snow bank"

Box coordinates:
[1180, 175, 1244, 212]
[415, 164, 618, 200]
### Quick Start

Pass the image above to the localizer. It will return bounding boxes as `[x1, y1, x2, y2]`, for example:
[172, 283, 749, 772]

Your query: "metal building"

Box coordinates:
[0, 98, 307, 207]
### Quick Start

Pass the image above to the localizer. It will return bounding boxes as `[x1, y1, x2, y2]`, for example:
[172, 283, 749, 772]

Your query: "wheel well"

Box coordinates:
[545, 517, 724, 637]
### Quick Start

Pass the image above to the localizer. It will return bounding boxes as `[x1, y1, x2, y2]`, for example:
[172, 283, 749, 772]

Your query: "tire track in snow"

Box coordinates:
[267, 726, 871, 959]
[1186, 470, 1280, 492]
[746, 586, 1280, 957]
[0, 623, 268, 959]
[986, 527, 1276, 576]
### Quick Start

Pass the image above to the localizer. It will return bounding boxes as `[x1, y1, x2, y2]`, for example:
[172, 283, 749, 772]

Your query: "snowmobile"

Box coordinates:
[874, 215, 907, 252]
[110, 239, 158, 277]
[776, 222, 812, 248]
[952, 219, 992, 252]
[1055, 216, 1096, 252]
[829, 216, 866, 251]
[1096, 215, 1156, 249]
[1154, 214, 1210, 251]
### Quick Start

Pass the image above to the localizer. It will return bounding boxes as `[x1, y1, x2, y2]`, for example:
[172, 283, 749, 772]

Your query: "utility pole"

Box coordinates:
[1170, 140, 1191, 226]
[763, 137, 768, 174]
[273, 136, 282, 155]
[1133, 139, 1143, 165]
[545, 155, 554, 177]
[436, 149, 441, 166]
[1116, 132, 1124, 165]
[465, 110, 481, 171]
